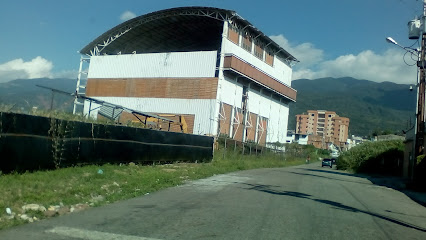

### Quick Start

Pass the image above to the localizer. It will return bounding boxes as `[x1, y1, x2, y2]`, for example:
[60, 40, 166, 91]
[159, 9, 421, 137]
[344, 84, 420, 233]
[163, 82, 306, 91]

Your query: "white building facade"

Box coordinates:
[78, 7, 298, 146]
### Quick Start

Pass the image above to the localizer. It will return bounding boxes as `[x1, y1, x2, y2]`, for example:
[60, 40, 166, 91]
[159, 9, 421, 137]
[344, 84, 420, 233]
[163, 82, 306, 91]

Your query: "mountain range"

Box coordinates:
[0, 77, 417, 137]
[288, 77, 416, 137]
[0, 78, 76, 112]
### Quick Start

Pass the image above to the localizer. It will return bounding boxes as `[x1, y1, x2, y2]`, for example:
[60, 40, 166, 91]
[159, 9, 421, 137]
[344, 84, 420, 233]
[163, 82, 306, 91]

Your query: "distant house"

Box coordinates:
[285, 130, 308, 145]
[346, 135, 366, 150]
[375, 134, 405, 142]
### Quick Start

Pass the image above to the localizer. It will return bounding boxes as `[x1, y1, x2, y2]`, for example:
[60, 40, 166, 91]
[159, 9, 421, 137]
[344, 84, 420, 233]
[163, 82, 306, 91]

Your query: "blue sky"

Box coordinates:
[0, 0, 423, 84]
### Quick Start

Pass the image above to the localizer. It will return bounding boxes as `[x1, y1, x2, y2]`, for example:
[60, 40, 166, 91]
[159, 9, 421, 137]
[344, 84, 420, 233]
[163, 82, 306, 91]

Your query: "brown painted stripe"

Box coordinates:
[223, 55, 296, 101]
[86, 78, 219, 99]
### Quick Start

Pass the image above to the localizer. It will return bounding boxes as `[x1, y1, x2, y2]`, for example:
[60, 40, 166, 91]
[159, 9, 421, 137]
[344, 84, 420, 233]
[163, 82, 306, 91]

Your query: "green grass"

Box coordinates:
[0, 150, 307, 231]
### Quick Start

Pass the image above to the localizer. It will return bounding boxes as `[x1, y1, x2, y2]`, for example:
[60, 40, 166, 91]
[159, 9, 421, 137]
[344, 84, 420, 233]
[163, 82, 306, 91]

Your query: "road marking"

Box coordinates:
[46, 226, 163, 240]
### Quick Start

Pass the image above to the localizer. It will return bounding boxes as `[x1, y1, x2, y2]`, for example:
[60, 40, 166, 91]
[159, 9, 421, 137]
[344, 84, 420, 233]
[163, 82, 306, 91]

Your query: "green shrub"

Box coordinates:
[416, 154, 426, 166]
[337, 140, 404, 175]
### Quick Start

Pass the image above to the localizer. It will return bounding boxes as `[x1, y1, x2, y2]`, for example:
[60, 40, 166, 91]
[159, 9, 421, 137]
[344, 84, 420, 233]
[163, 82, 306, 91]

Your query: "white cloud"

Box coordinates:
[313, 49, 417, 84]
[52, 70, 78, 79]
[270, 34, 324, 67]
[270, 34, 418, 84]
[120, 11, 137, 22]
[0, 56, 53, 83]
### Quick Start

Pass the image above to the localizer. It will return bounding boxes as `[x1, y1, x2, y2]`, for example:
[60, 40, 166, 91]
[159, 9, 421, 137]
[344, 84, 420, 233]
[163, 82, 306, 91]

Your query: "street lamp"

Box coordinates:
[386, 37, 398, 45]
[385, 37, 419, 55]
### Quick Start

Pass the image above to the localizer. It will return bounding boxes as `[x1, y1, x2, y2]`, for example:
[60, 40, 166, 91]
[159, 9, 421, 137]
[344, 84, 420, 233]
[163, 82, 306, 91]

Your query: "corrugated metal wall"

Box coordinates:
[246, 112, 257, 142]
[218, 103, 232, 136]
[215, 76, 290, 144]
[88, 51, 217, 79]
[248, 89, 289, 143]
[86, 78, 218, 99]
[83, 97, 217, 136]
[218, 76, 243, 108]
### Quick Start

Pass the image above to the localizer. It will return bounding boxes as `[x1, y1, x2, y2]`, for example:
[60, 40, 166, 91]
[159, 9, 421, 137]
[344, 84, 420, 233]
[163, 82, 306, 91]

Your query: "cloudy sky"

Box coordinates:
[0, 0, 423, 84]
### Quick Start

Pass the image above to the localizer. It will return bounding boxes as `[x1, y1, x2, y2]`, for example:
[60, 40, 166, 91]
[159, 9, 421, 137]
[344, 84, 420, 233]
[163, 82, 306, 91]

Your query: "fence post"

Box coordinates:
[242, 143, 245, 155]
[256, 144, 259, 156]
[223, 137, 227, 159]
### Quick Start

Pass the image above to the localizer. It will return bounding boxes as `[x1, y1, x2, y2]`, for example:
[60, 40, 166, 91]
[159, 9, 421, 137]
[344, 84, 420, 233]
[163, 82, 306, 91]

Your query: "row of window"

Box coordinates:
[228, 27, 274, 66]
[310, 113, 333, 118]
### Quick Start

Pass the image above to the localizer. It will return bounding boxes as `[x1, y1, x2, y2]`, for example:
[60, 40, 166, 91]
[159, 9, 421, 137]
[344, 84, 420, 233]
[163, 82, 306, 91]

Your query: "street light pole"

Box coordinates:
[416, 33, 426, 158]
[388, 1, 426, 182]
[415, 1, 426, 159]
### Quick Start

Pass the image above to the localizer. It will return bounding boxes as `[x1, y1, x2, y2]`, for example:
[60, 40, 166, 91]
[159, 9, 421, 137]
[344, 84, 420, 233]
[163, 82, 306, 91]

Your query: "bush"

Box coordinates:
[337, 140, 404, 175]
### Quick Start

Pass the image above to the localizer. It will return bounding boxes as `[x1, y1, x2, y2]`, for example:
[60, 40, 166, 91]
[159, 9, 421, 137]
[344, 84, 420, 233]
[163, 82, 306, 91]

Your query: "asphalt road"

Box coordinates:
[2, 163, 426, 240]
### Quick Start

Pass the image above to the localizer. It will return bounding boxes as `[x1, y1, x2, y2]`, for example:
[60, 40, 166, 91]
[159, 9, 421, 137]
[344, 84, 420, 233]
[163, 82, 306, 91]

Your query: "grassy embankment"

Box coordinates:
[336, 140, 404, 174]
[0, 147, 316, 230]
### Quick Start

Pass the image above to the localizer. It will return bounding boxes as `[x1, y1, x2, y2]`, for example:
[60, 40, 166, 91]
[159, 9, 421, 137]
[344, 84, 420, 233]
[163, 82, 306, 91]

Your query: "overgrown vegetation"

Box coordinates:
[336, 140, 404, 174]
[0, 144, 314, 230]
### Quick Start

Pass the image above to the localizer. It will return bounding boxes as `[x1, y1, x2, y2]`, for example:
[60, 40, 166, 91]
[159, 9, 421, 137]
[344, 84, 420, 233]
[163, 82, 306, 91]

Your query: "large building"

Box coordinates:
[76, 7, 298, 146]
[295, 110, 349, 148]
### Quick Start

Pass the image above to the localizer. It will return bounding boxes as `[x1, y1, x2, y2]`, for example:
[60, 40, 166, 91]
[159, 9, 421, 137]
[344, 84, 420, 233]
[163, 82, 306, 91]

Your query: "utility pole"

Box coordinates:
[389, 1, 426, 181]
[416, 33, 426, 158]
[415, 1, 426, 159]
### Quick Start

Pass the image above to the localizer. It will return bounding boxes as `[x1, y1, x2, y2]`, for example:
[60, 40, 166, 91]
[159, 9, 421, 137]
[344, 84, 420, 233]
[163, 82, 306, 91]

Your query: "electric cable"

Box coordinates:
[404, 51, 418, 66]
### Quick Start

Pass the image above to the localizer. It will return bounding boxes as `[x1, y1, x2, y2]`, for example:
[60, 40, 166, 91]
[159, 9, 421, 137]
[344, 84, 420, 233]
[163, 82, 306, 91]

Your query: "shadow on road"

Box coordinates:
[242, 182, 426, 233]
[300, 168, 426, 208]
[244, 183, 311, 198]
[287, 171, 372, 186]
[303, 168, 357, 177]
[302, 168, 412, 191]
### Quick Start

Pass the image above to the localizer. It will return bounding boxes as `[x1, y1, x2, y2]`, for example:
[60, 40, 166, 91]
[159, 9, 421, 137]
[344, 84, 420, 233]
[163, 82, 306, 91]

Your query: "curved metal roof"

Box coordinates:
[80, 7, 297, 62]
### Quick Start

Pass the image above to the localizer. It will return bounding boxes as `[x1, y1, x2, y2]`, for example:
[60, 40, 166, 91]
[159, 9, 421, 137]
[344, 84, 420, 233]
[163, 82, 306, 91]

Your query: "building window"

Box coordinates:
[228, 26, 239, 45]
[265, 50, 274, 66]
[254, 43, 264, 60]
[242, 34, 252, 52]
